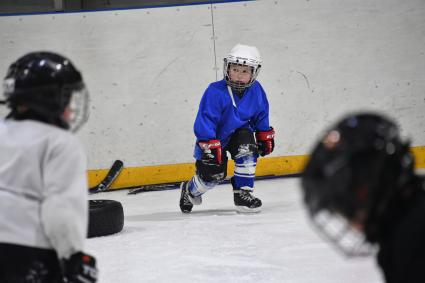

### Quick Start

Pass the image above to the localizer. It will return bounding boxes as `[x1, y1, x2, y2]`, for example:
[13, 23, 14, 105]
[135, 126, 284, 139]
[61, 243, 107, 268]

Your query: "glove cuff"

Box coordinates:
[198, 139, 221, 150]
[255, 127, 275, 141]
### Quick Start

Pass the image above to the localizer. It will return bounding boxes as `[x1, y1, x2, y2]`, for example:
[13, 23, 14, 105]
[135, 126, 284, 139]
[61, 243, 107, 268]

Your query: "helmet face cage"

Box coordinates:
[310, 210, 377, 257]
[301, 113, 413, 254]
[65, 83, 90, 133]
[223, 59, 261, 91]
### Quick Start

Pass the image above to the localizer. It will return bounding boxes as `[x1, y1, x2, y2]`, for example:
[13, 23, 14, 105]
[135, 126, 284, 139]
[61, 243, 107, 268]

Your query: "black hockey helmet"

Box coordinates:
[2, 51, 89, 132]
[301, 113, 414, 255]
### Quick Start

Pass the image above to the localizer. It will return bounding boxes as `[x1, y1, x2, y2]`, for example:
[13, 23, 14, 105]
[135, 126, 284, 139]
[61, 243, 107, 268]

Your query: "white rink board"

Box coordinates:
[212, 0, 425, 155]
[0, 0, 424, 169]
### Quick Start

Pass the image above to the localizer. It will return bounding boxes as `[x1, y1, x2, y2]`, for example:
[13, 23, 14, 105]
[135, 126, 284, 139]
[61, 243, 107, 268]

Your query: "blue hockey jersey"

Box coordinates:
[193, 79, 270, 160]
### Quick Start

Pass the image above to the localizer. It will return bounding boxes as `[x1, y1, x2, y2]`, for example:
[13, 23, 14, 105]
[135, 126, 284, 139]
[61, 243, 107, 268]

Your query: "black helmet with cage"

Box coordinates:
[2, 51, 89, 132]
[301, 113, 415, 256]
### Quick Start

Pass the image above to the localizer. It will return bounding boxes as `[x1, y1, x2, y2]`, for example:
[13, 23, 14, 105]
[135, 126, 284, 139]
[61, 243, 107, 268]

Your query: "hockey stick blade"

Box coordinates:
[127, 183, 181, 195]
[89, 160, 124, 194]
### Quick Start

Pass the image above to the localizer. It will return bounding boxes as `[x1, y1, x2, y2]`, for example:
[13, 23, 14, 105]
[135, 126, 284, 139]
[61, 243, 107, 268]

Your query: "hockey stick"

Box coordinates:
[89, 160, 124, 194]
[126, 173, 302, 195]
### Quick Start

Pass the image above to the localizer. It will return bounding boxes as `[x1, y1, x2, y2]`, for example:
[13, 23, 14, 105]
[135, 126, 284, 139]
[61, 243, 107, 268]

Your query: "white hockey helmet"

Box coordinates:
[223, 44, 262, 91]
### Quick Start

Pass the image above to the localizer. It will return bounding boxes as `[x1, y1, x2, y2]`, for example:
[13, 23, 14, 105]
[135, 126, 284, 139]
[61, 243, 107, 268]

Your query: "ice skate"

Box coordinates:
[179, 181, 202, 213]
[233, 189, 262, 213]
[231, 177, 262, 213]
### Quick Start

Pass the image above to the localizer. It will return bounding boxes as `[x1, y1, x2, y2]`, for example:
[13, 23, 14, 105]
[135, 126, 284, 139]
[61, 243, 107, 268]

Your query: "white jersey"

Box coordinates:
[0, 119, 88, 259]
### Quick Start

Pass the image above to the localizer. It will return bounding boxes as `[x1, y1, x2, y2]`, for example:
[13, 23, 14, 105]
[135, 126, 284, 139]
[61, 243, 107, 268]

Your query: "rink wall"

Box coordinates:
[0, 0, 424, 188]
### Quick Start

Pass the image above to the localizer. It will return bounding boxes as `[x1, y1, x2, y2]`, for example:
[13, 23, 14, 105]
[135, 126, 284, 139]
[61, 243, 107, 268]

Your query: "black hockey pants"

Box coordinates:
[0, 243, 62, 283]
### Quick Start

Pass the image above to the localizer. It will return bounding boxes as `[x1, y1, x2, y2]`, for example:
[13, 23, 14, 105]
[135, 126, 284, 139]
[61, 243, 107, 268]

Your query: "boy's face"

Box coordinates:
[228, 64, 252, 84]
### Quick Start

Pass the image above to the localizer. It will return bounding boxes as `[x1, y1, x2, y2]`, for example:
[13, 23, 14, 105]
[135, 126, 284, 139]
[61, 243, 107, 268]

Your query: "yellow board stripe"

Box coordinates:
[87, 146, 425, 189]
[411, 146, 425, 169]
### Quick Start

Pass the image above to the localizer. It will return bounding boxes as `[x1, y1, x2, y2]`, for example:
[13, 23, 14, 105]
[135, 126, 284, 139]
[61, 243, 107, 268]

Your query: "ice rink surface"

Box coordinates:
[88, 178, 383, 283]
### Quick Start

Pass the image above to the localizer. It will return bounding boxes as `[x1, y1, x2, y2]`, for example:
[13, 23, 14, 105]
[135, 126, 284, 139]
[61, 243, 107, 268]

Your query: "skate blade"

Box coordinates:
[235, 206, 262, 213]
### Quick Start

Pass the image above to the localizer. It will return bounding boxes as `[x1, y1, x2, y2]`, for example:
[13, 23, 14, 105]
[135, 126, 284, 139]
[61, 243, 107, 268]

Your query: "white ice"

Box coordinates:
[88, 178, 383, 283]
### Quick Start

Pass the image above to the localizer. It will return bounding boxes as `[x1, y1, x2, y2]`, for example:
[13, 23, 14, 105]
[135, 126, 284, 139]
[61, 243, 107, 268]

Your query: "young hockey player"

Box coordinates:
[301, 113, 425, 283]
[179, 44, 275, 213]
[0, 52, 97, 282]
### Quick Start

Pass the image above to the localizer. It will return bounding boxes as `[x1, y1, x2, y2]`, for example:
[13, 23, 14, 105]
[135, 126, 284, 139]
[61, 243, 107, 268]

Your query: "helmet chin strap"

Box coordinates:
[227, 85, 237, 108]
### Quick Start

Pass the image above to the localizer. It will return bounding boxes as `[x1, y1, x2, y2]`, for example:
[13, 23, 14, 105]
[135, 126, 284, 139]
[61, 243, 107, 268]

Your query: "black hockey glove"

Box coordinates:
[198, 139, 222, 165]
[255, 127, 275, 156]
[62, 252, 98, 283]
